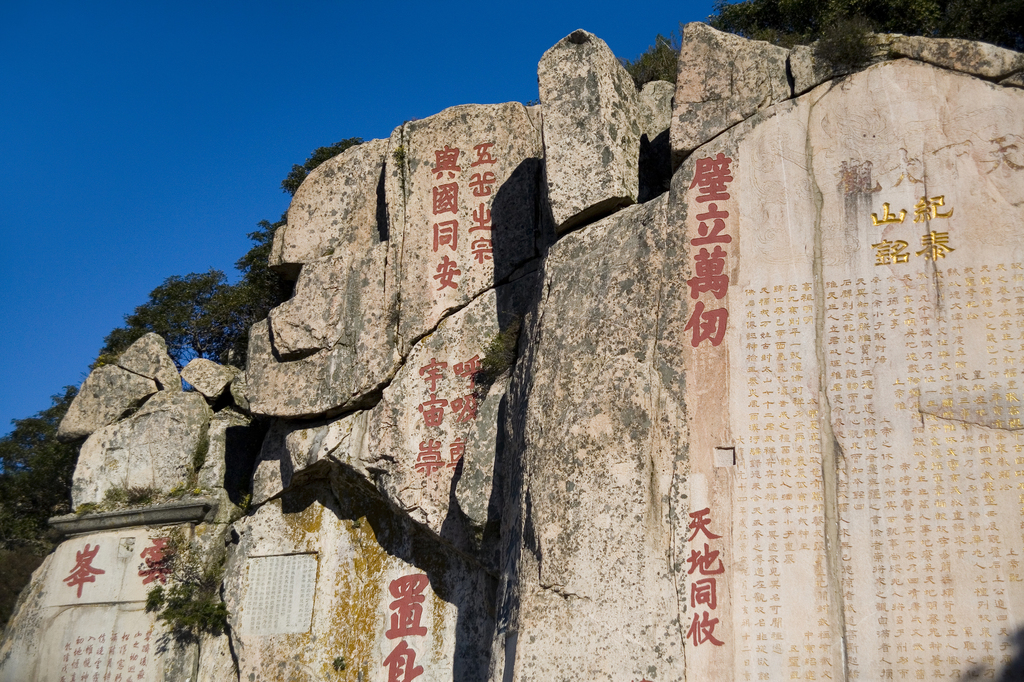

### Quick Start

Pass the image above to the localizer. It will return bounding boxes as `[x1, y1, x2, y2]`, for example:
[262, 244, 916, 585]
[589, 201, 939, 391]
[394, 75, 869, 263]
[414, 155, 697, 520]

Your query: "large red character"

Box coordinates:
[386, 574, 429, 639]
[64, 543, 105, 598]
[686, 610, 725, 647]
[383, 640, 423, 682]
[684, 302, 728, 347]
[689, 153, 733, 203]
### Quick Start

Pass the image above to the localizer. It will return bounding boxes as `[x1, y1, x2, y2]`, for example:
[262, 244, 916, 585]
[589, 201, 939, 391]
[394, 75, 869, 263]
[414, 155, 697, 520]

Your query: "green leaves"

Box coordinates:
[621, 33, 680, 89]
[280, 137, 364, 196]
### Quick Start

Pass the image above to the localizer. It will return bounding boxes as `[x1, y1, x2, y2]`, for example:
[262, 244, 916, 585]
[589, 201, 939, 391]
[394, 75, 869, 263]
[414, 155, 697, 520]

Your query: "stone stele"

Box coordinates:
[0, 528, 191, 682]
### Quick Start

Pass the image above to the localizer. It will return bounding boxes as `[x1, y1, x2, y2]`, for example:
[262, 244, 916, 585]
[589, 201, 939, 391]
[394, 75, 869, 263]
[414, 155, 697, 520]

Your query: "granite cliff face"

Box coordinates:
[5, 22, 1024, 682]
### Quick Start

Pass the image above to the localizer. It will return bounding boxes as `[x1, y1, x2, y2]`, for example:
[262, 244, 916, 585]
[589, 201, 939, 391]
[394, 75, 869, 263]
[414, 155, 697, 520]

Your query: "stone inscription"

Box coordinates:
[429, 143, 499, 291]
[60, 628, 154, 682]
[382, 574, 430, 682]
[414, 355, 480, 476]
[242, 554, 317, 635]
[686, 152, 735, 347]
[687, 507, 726, 647]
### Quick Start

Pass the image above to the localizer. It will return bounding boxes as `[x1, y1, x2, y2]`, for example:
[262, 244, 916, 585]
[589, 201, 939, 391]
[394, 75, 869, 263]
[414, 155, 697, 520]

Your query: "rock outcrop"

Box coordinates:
[7, 23, 1024, 682]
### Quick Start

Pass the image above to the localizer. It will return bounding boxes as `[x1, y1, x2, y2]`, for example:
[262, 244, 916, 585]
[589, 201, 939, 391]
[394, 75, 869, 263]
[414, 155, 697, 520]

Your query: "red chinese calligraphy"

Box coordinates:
[383, 640, 423, 682]
[417, 395, 448, 427]
[415, 440, 444, 476]
[469, 171, 497, 197]
[448, 439, 465, 468]
[453, 355, 481, 388]
[138, 537, 172, 585]
[470, 203, 491, 232]
[687, 543, 725, 575]
[432, 220, 458, 252]
[689, 153, 733, 203]
[684, 301, 728, 347]
[450, 393, 478, 423]
[692, 204, 732, 246]
[690, 577, 718, 610]
[686, 507, 723, 541]
[434, 256, 461, 290]
[471, 237, 493, 264]
[386, 574, 429, 639]
[432, 183, 459, 215]
[471, 142, 497, 166]
[418, 358, 447, 392]
[432, 145, 461, 179]
[686, 610, 724, 647]
[687, 246, 729, 300]
[64, 543, 105, 598]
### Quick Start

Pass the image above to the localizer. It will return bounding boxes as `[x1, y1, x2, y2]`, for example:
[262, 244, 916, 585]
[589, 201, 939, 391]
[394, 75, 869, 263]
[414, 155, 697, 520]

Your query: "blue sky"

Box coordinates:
[0, 0, 714, 436]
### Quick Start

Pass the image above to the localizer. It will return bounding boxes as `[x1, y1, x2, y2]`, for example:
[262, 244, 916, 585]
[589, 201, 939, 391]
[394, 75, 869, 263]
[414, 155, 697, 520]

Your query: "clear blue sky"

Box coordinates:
[0, 0, 714, 436]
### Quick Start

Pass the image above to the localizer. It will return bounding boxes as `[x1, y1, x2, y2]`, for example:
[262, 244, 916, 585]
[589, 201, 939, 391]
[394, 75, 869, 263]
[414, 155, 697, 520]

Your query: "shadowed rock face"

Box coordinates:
[57, 365, 157, 442]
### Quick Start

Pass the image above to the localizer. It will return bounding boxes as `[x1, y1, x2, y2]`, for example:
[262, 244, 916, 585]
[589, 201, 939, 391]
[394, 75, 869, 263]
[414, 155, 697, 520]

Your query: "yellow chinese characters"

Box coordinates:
[871, 239, 910, 265]
[916, 231, 954, 260]
[870, 194, 956, 265]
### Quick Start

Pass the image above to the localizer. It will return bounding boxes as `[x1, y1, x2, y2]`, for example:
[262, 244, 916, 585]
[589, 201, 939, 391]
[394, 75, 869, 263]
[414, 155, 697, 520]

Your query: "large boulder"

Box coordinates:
[57, 365, 157, 442]
[269, 138, 390, 279]
[539, 29, 642, 232]
[670, 22, 789, 165]
[180, 357, 238, 400]
[115, 332, 181, 392]
[71, 391, 212, 508]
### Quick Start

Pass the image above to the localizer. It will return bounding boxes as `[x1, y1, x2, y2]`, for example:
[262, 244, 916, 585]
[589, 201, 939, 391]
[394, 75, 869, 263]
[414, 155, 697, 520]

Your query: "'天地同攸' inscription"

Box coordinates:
[242, 553, 318, 635]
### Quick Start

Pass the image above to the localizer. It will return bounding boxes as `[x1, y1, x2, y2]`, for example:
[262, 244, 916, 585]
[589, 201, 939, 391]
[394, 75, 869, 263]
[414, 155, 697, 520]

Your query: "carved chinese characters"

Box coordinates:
[686, 508, 726, 648]
[59, 627, 155, 682]
[674, 59, 1024, 682]
[685, 152, 735, 347]
[382, 575, 429, 682]
[241, 554, 317, 635]
[385, 103, 544, 353]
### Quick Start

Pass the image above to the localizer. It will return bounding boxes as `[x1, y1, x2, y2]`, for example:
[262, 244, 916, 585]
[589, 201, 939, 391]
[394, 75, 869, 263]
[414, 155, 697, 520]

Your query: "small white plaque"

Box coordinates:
[242, 553, 318, 635]
[713, 447, 735, 467]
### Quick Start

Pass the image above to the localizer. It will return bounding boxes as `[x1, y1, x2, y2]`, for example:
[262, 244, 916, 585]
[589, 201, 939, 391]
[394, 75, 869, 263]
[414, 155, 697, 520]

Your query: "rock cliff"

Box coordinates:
[4, 21, 1024, 682]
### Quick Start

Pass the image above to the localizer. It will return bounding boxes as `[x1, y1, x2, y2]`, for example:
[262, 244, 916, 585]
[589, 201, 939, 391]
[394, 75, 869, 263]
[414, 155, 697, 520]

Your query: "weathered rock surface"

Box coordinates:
[224, 481, 495, 682]
[270, 138, 389, 279]
[386, 102, 546, 353]
[180, 357, 238, 400]
[539, 29, 641, 231]
[671, 22, 789, 164]
[57, 365, 158, 442]
[367, 276, 537, 562]
[638, 79, 675, 202]
[250, 410, 370, 505]
[0, 528, 194, 682]
[115, 332, 181, 391]
[72, 391, 212, 507]
[493, 196, 689, 681]
[888, 33, 1024, 79]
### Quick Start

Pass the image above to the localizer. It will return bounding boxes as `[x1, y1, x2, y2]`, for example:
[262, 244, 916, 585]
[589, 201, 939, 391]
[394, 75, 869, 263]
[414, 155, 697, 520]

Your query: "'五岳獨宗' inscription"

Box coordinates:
[242, 554, 318, 635]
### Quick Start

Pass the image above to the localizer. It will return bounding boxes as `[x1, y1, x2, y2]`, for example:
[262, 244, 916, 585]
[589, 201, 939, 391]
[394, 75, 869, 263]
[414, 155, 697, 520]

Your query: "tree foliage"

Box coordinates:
[710, 0, 1024, 51]
[280, 138, 364, 196]
[0, 386, 79, 551]
[621, 33, 681, 89]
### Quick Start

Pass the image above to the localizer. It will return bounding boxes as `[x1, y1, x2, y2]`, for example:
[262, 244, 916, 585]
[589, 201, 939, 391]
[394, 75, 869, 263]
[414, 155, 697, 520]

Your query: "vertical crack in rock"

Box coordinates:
[807, 96, 850, 682]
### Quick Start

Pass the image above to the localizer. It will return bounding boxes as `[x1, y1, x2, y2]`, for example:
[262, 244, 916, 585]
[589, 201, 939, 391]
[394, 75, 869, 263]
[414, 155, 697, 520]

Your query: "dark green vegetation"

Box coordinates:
[281, 138, 363, 196]
[711, 0, 1024, 53]
[621, 33, 681, 89]
[479, 317, 522, 385]
[145, 530, 228, 644]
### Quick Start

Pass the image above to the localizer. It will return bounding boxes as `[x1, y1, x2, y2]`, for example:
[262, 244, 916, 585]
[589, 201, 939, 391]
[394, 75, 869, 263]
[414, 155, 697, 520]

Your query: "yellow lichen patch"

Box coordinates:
[317, 514, 390, 682]
[430, 586, 447, 663]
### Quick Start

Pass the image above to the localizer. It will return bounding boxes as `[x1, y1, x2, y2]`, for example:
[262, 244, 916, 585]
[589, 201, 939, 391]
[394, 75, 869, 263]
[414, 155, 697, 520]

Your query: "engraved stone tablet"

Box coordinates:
[242, 554, 317, 635]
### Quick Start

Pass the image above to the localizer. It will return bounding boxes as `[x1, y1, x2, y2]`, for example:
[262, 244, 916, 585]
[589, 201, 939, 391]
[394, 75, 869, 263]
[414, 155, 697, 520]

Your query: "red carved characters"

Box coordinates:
[382, 574, 430, 682]
[426, 141, 499, 290]
[63, 543, 105, 598]
[686, 153, 735, 347]
[138, 537, 173, 585]
[413, 355, 480, 477]
[685, 507, 725, 647]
